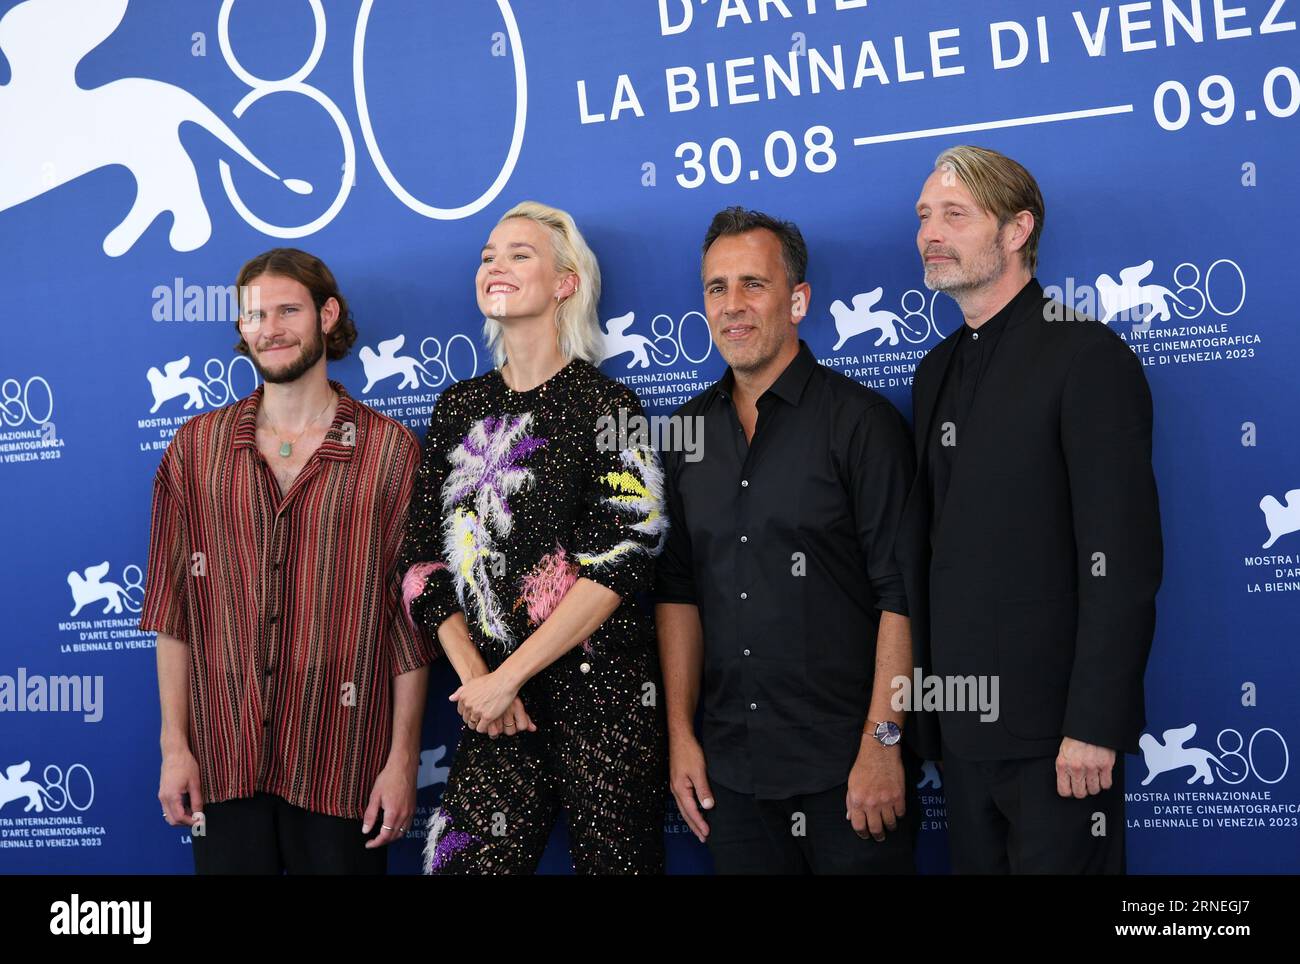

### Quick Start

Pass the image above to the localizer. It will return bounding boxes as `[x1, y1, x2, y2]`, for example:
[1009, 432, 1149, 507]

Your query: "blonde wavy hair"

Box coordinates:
[482, 201, 604, 368]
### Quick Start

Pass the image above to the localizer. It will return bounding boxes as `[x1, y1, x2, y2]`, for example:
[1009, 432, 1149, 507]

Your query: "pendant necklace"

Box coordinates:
[264, 389, 335, 458]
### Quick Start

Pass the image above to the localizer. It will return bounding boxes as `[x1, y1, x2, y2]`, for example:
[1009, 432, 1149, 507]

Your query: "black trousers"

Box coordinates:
[941, 749, 1126, 874]
[427, 645, 667, 874]
[191, 792, 388, 875]
[706, 752, 921, 874]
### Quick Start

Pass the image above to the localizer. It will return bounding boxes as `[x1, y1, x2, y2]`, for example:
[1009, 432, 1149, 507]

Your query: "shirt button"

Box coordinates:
[749, 702, 758, 711]
[740, 535, 748, 543]
[579, 662, 591, 674]
[743, 649, 751, 656]
[268, 614, 279, 625]
[262, 718, 270, 728]
[740, 592, 747, 600]
[740, 480, 749, 488]
[972, 331, 980, 340]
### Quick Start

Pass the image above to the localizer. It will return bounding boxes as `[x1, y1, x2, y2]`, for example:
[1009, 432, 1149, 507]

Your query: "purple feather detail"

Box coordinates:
[430, 828, 478, 872]
[445, 415, 548, 519]
[507, 435, 548, 463]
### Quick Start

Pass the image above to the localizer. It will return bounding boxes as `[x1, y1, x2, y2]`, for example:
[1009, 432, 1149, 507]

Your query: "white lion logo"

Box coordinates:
[599, 312, 660, 370]
[67, 561, 133, 616]
[0, 0, 311, 256]
[830, 288, 907, 350]
[146, 356, 221, 413]
[0, 762, 50, 813]
[1260, 489, 1300, 550]
[359, 335, 435, 394]
[1095, 260, 1189, 332]
[1138, 723, 1241, 786]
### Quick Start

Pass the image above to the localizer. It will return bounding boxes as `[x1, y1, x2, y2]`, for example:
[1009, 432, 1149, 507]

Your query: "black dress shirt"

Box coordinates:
[654, 339, 914, 798]
[928, 279, 1038, 533]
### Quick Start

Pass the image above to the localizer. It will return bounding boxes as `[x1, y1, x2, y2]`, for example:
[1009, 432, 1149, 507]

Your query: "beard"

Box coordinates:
[250, 318, 326, 385]
[923, 227, 1008, 294]
[715, 323, 787, 377]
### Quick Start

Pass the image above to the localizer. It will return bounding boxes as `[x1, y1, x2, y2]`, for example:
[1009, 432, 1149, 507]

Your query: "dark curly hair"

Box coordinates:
[233, 248, 357, 360]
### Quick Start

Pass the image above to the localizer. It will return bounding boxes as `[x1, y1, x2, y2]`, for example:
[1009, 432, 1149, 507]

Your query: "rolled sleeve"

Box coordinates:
[848, 400, 915, 617]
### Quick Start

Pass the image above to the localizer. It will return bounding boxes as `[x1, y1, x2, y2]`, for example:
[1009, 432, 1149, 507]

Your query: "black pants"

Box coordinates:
[941, 749, 1126, 874]
[427, 645, 667, 874]
[707, 754, 921, 874]
[191, 792, 388, 875]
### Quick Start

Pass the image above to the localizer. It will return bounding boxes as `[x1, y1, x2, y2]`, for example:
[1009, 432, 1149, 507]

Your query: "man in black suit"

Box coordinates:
[894, 146, 1162, 873]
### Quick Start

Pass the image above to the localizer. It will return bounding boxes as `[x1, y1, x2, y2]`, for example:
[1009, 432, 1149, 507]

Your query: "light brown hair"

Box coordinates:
[934, 145, 1045, 274]
[233, 248, 356, 360]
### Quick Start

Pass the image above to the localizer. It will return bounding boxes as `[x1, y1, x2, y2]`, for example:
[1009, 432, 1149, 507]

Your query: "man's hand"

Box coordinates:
[1056, 736, 1116, 798]
[362, 759, 417, 849]
[159, 747, 204, 828]
[668, 733, 714, 843]
[449, 671, 519, 733]
[846, 745, 905, 842]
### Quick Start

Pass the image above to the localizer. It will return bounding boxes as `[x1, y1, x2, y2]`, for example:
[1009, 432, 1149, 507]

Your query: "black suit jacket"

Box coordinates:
[895, 280, 1162, 761]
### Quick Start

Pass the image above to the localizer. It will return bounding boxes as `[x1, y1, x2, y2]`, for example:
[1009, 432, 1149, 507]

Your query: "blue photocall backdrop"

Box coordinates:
[1, 0, 1297, 873]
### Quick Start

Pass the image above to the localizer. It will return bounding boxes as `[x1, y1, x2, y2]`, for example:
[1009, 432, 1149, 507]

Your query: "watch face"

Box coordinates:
[876, 721, 901, 746]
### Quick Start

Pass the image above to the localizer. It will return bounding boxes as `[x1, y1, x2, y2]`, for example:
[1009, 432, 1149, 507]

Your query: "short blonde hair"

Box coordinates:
[482, 201, 604, 368]
[934, 145, 1045, 274]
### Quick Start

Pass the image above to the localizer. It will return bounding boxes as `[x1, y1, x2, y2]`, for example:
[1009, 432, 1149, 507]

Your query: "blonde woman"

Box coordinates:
[398, 202, 669, 873]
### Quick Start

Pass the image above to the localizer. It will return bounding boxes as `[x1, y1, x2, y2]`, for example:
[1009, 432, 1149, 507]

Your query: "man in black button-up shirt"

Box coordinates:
[654, 208, 921, 874]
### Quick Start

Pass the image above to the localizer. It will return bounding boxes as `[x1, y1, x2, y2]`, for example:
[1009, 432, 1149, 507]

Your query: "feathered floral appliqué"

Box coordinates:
[577, 445, 668, 570]
[441, 414, 547, 649]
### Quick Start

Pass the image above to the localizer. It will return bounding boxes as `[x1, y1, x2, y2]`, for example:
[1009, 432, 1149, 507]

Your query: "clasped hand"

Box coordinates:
[449, 671, 537, 739]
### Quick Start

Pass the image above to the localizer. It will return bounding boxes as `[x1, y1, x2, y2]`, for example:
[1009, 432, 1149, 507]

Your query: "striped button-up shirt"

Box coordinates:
[138, 379, 436, 820]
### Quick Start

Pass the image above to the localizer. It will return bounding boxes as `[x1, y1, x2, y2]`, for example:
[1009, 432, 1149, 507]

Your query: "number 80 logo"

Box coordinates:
[216, 0, 527, 235]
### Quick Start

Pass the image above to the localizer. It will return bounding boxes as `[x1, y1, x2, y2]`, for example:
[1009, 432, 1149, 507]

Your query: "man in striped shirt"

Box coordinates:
[140, 248, 436, 874]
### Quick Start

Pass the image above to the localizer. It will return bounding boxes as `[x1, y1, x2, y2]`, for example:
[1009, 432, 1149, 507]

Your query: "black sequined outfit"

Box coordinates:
[398, 359, 668, 874]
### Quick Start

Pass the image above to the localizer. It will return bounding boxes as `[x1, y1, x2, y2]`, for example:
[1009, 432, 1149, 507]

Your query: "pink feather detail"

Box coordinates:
[402, 561, 447, 631]
[516, 547, 592, 652]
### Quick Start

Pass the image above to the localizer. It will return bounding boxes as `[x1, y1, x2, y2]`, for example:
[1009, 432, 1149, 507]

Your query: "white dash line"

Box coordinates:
[853, 105, 1135, 146]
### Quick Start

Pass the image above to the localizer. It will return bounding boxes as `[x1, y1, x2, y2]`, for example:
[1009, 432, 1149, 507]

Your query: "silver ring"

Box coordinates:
[381, 824, 393, 831]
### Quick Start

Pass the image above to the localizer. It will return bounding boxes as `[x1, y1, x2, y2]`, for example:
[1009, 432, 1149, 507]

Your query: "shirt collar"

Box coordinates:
[962, 277, 1042, 341]
[233, 378, 358, 462]
[715, 338, 817, 407]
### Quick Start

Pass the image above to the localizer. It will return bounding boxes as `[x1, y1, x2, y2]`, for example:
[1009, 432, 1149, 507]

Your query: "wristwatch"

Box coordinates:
[868, 720, 902, 747]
